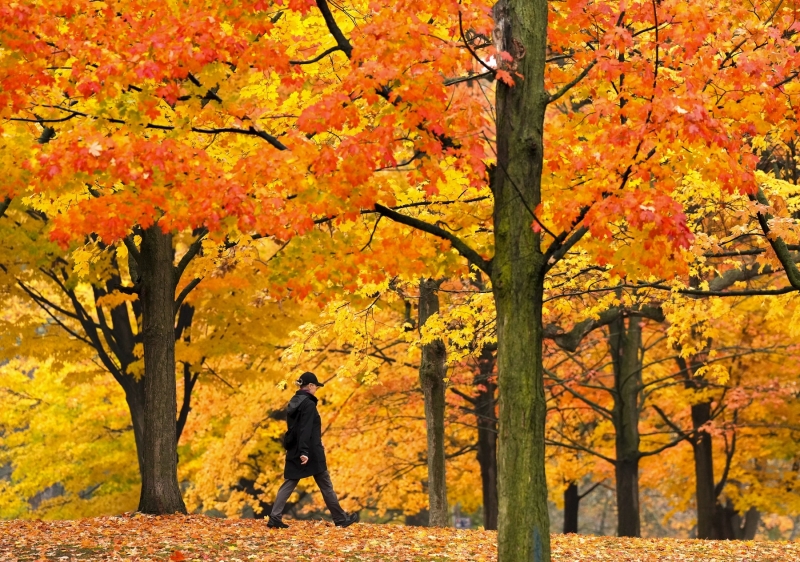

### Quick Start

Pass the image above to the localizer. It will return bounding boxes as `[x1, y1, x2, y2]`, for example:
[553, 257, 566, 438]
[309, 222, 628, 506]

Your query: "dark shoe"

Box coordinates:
[335, 512, 360, 528]
[267, 516, 289, 529]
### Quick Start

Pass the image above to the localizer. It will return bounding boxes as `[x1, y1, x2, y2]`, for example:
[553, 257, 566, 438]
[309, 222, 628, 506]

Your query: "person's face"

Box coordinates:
[305, 383, 318, 396]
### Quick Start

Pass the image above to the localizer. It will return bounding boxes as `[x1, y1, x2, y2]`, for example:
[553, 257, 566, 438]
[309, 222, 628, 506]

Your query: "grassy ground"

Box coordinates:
[1, 515, 798, 561]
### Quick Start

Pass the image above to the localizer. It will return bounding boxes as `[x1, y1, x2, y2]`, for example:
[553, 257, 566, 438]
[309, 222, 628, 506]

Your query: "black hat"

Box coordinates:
[297, 371, 325, 387]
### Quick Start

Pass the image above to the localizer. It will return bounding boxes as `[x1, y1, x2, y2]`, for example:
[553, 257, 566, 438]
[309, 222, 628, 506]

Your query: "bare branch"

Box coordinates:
[290, 46, 344, 65]
[547, 60, 597, 104]
[175, 278, 202, 313]
[175, 228, 208, 284]
[314, 0, 353, 58]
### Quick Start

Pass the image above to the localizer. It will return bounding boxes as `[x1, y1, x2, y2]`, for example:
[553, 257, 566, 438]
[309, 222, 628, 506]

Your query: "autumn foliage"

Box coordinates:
[4, 0, 800, 560]
[3, 515, 800, 561]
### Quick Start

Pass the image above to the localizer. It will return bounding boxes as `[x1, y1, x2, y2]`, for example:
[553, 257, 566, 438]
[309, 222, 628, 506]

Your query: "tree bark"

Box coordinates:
[418, 279, 449, 527]
[563, 482, 579, 534]
[137, 226, 186, 514]
[475, 345, 498, 530]
[491, 0, 551, 557]
[609, 316, 643, 537]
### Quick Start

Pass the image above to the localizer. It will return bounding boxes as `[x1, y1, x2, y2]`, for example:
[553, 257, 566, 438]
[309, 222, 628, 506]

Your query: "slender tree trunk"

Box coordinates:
[418, 279, 449, 527]
[491, 0, 550, 557]
[137, 226, 186, 514]
[609, 316, 642, 537]
[475, 345, 498, 530]
[175, 303, 197, 443]
[563, 482, 579, 534]
[691, 400, 717, 539]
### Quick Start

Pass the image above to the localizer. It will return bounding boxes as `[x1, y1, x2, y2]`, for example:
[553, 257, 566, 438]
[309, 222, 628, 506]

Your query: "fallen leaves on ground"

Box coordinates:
[1, 515, 798, 561]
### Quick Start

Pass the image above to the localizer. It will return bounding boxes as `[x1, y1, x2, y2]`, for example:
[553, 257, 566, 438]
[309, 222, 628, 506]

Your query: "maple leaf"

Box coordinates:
[495, 70, 516, 86]
[87, 142, 103, 157]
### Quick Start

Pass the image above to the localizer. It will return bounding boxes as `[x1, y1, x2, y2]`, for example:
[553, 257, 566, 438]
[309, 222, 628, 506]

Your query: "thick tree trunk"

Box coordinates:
[475, 346, 498, 530]
[492, 0, 550, 557]
[418, 279, 449, 527]
[137, 226, 186, 514]
[563, 482, 579, 534]
[609, 316, 642, 537]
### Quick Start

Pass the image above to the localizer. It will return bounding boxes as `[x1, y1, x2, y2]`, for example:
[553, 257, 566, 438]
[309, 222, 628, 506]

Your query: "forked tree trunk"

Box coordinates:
[491, 0, 551, 558]
[563, 482, 580, 534]
[716, 500, 760, 540]
[418, 279, 449, 527]
[107, 274, 147, 478]
[609, 316, 643, 537]
[475, 346, 498, 530]
[137, 226, 186, 514]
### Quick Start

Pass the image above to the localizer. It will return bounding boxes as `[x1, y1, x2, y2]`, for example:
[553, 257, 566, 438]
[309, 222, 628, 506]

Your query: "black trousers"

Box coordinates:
[269, 470, 347, 524]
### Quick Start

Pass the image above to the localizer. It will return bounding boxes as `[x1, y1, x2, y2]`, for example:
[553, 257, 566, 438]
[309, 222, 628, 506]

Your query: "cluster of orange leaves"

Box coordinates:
[2, 515, 799, 561]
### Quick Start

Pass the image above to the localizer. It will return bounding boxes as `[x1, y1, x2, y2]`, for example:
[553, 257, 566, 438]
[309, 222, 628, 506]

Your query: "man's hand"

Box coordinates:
[300, 455, 309, 465]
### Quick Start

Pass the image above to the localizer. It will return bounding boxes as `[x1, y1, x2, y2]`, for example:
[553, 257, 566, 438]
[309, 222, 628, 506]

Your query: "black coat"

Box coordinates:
[284, 390, 328, 480]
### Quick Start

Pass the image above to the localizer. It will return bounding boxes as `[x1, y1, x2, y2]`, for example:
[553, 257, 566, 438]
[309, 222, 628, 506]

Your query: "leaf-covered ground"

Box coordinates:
[1, 515, 798, 561]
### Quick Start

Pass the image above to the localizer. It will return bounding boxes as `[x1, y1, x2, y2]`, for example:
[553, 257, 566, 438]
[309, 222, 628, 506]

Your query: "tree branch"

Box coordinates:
[651, 404, 691, 439]
[374, 204, 492, 276]
[314, 0, 353, 58]
[175, 228, 208, 285]
[444, 71, 495, 86]
[175, 278, 202, 313]
[547, 60, 597, 104]
[750, 186, 800, 290]
[450, 387, 478, 405]
[290, 46, 343, 65]
[122, 235, 142, 268]
[544, 306, 663, 352]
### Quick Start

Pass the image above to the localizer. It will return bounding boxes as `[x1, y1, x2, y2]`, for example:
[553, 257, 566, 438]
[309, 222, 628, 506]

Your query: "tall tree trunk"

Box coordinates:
[563, 482, 580, 534]
[691, 399, 717, 539]
[475, 345, 498, 530]
[491, 0, 550, 557]
[614, 459, 640, 537]
[137, 226, 186, 514]
[418, 278, 449, 527]
[609, 316, 643, 537]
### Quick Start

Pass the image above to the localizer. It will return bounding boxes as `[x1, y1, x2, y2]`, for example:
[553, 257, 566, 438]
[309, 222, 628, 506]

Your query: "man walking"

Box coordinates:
[267, 371, 360, 529]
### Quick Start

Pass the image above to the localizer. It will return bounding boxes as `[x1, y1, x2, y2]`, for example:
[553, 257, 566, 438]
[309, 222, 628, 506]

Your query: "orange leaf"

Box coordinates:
[495, 70, 515, 86]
